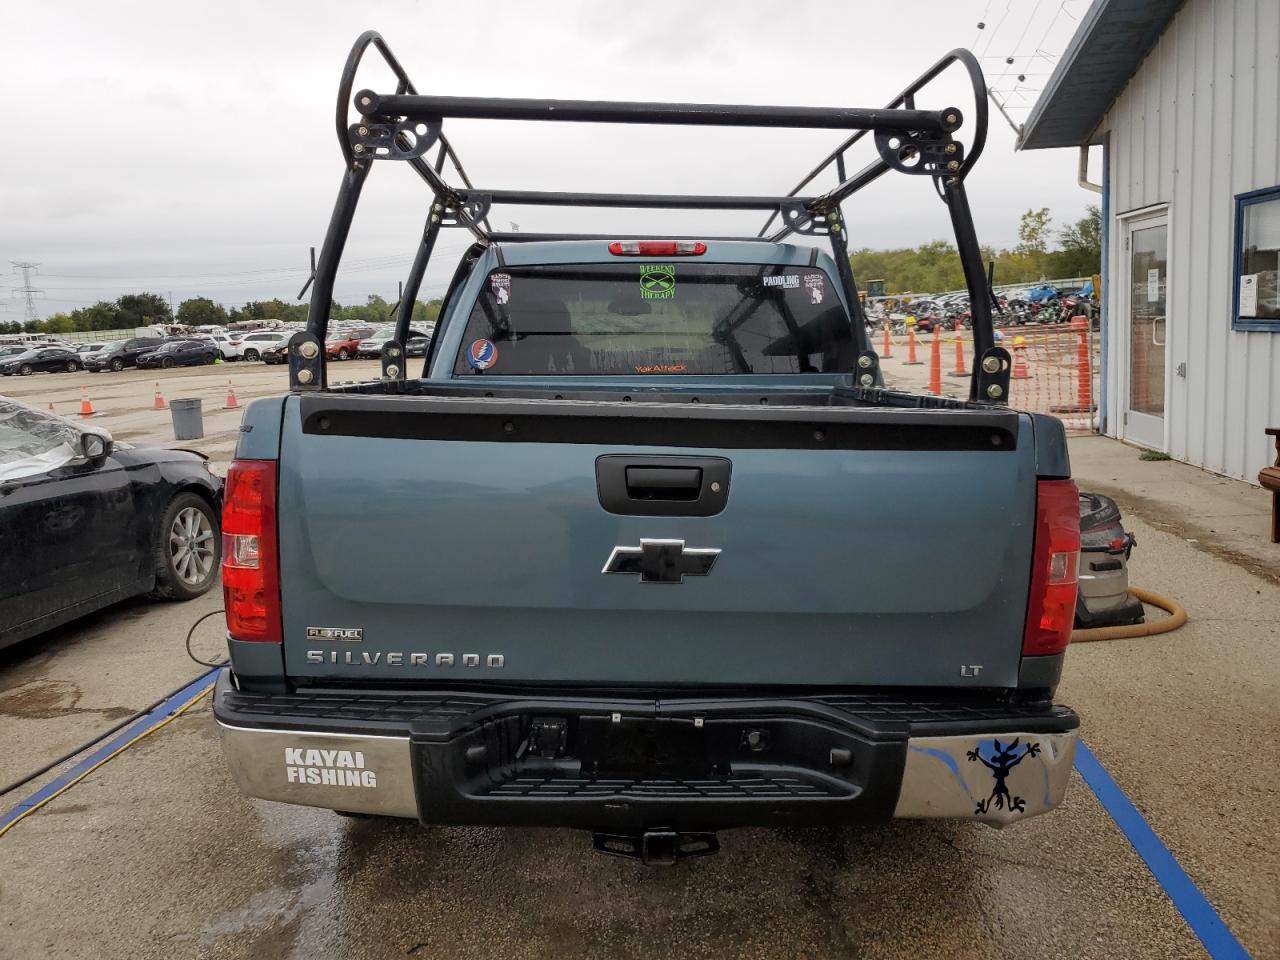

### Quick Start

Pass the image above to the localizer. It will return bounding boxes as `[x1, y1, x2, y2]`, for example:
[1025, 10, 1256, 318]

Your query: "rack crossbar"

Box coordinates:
[356, 92, 960, 134]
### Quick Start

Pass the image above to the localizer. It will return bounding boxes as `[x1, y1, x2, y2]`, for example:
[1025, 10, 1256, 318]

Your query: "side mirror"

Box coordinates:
[80, 431, 113, 461]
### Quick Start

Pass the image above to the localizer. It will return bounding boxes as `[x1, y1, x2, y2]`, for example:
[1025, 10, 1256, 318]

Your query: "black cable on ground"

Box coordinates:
[0, 610, 229, 800]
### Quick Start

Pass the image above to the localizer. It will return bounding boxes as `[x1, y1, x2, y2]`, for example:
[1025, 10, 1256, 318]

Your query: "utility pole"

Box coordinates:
[10, 261, 44, 323]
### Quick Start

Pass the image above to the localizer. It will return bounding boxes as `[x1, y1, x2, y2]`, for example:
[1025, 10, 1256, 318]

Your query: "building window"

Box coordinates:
[1233, 186, 1280, 331]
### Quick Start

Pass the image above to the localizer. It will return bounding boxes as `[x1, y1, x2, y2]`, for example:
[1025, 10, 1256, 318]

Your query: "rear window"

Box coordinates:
[451, 262, 854, 376]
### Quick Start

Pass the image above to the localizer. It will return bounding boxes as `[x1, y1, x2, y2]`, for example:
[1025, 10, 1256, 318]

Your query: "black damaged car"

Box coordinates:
[0, 397, 223, 649]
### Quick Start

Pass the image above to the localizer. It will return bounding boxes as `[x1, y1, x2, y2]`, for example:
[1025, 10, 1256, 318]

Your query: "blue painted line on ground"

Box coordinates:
[0, 667, 219, 833]
[1076, 740, 1251, 959]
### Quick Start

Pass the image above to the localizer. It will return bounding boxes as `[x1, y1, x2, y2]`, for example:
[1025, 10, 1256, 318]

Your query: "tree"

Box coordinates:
[0, 320, 21, 334]
[115, 292, 171, 327]
[1016, 207, 1053, 259]
[40, 312, 75, 333]
[176, 297, 229, 327]
[1053, 204, 1102, 277]
[69, 301, 121, 332]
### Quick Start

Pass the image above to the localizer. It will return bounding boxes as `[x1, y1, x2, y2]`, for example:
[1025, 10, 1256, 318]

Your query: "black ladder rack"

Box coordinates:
[291, 30, 1008, 405]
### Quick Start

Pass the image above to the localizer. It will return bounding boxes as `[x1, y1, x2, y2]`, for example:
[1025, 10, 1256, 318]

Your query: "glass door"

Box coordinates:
[1124, 214, 1168, 449]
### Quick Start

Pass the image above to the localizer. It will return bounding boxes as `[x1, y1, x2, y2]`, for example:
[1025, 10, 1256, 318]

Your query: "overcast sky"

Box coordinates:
[0, 0, 1097, 319]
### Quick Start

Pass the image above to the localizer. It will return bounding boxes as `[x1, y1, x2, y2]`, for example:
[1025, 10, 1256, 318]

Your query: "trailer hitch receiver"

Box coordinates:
[593, 829, 720, 866]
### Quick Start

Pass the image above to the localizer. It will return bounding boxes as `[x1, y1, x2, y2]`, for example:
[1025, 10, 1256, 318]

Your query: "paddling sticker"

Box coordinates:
[467, 338, 498, 370]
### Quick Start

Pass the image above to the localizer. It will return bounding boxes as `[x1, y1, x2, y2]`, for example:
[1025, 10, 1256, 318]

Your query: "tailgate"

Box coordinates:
[277, 394, 1036, 689]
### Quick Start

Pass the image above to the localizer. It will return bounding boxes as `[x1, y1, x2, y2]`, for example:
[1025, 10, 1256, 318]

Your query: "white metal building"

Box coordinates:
[1020, 0, 1280, 484]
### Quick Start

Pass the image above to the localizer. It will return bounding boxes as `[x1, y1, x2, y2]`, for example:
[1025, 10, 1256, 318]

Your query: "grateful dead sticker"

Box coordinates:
[467, 338, 498, 370]
[804, 273, 825, 304]
[490, 273, 511, 304]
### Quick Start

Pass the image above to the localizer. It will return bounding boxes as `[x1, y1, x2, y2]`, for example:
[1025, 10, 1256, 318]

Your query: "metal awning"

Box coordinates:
[1018, 0, 1185, 150]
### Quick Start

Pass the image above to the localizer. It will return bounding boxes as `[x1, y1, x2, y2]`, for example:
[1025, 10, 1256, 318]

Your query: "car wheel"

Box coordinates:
[66, 361, 80, 373]
[19, 364, 32, 376]
[110, 359, 124, 372]
[244, 349, 259, 361]
[150, 493, 220, 601]
[338, 347, 350, 360]
[161, 357, 174, 369]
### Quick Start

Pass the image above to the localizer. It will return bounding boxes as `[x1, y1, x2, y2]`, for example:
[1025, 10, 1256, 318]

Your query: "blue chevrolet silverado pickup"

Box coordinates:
[213, 33, 1080, 863]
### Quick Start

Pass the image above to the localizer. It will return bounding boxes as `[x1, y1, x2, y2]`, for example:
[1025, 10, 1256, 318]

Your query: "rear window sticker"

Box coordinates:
[467, 338, 498, 370]
[490, 273, 511, 304]
[635, 363, 688, 374]
[639, 264, 676, 300]
[804, 273, 825, 304]
[762, 274, 800, 289]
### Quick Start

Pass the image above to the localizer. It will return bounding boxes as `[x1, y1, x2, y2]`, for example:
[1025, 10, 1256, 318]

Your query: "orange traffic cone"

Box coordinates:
[79, 386, 95, 418]
[880, 321, 893, 359]
[1011, 339, 1030, 379]
[928, 329, 942, 396]
[153, 382, 166, 410]
[903, 326, 922, 365]
[225, 381, 238, 410]
[948, 320, 968, 377]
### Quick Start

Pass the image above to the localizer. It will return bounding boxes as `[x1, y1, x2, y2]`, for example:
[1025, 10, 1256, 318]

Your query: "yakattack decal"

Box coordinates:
[635, 363, 688, 374]
[490, 272, 511, 304]
[762, 274, 800, 289]
[966, 738, 1041, 814]
[284, 747, 377, 788]
[639, 263, 676, 300]
[804, 273, 825, 304]
[467, 338, 498, 370]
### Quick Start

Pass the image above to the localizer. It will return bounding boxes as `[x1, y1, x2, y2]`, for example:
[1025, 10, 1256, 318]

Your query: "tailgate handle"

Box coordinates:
[596, 455, 731, 517]
[625, 466, 702, 501]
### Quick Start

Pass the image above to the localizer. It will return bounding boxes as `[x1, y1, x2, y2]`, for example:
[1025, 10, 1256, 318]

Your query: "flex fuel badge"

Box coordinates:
[468, 338, 498, 370]
[640, 264, 676, 300]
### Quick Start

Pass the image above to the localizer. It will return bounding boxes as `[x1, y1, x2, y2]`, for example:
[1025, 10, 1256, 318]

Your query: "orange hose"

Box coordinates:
[1070, 586, 1187, 643]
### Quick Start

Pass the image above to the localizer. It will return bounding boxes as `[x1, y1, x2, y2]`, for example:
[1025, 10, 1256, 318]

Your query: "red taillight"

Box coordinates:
[222, 459, 281, 643]
[1023, 478, 1081, 657]
[608, 240, 707, 256]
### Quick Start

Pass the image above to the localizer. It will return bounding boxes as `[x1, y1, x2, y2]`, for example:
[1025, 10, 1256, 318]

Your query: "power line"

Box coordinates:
[10, 261, 44, 323]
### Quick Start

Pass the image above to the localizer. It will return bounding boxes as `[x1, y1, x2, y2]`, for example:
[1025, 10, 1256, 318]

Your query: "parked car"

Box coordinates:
[0, 346, 84, 376]
[135, 339, 219, 369]
[237, 331, 288, 361]
[194, 333, 244, 361]
[73, 342, 108, 356]
[260, 340, 290, 365]
[355, 326, 432, 358]
[0, 398, 222, 649]
[84, 337, 165, 372]
[324, 329, 371, 360]
[356, 327, 394, 358]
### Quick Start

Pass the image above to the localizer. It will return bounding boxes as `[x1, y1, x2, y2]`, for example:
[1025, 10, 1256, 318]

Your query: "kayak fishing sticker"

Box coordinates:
[489, 273, 511, 304]
[639, 264, 676, 300]
[804, 273, 825, 304]
[467, 338, 498, 370]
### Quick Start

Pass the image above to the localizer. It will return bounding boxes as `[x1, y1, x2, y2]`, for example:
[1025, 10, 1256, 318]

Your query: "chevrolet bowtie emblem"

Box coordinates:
[602, 539, 720, 584]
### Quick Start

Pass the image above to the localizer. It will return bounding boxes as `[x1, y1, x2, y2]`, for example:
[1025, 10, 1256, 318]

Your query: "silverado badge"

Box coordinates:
[602, 539, 720, 584]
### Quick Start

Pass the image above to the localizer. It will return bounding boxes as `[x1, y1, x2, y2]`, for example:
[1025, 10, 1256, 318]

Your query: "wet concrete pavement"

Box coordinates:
[1, 377, 1277, 958]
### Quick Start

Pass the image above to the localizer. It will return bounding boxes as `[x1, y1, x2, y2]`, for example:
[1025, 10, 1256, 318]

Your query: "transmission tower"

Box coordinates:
[10, 261, 44, 322]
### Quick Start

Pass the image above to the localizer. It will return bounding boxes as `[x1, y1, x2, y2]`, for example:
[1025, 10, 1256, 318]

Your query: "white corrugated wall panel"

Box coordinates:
[1096, 0, 1280, 483]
